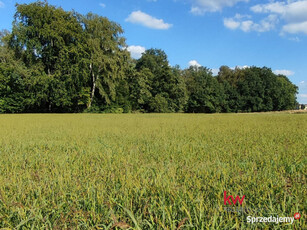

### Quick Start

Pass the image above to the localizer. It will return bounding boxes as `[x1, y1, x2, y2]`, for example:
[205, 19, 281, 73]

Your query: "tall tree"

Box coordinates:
[128, 67, 153, 112]
[9, 1, 88, 112]
[184, 66, 224, 113]
[0, 31, 30, 113]
[274, 75, 298, 110]
[136, 49, 187, 112]
[82, 13, 130, 109]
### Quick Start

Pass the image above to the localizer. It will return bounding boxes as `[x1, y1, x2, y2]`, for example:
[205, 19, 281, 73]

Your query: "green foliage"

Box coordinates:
[128, 67, 153, 112]
[0, 39, 29, 113]
[149, 93, 170, 113]
[0, 2, 298, 113]
[274, 75, 298, 111]
[9, 1, 89, 112]
[184, 66, 225, 113]
[82, 13, 129, 109]
[217, 66, 298, 113]
[135, 49, 188, 113]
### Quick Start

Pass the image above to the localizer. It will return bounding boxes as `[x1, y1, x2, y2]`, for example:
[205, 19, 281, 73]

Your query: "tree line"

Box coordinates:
[0, 1, 298, 113]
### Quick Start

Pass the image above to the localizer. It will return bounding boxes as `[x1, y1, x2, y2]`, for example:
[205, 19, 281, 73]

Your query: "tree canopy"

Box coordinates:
[0, 1, 298, 113]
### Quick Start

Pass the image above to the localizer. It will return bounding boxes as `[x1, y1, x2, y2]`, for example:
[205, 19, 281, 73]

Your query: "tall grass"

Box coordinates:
[0, 113, 306, 229]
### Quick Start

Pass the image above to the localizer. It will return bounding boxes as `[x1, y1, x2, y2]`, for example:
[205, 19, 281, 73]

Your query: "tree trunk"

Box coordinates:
[88, 63, 97, 108]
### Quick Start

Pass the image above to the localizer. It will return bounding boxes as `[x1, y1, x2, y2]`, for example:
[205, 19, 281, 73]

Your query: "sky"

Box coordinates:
[0, 0, 306, 103]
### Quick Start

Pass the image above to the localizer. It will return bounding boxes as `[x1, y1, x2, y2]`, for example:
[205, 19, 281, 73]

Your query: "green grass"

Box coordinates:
[0, 113, 306, 229]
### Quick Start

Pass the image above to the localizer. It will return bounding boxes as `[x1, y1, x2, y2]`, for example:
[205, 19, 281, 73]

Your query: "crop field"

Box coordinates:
[0, 113, 306, 229]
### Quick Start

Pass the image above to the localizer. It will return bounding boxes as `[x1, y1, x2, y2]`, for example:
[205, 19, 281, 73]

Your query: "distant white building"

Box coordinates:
[297, 104, 307, 110]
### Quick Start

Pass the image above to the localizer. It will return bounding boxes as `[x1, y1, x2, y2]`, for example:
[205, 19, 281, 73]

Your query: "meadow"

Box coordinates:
[0, 113, 306, 229]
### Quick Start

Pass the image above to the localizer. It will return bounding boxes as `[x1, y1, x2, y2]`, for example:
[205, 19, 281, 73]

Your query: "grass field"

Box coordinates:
[0, 113, 306, 229]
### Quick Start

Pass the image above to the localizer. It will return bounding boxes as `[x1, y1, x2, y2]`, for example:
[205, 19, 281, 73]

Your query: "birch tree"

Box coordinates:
[82, 13, 129, 109]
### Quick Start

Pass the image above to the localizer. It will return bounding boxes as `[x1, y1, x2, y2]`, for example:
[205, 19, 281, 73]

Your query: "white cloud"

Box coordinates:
[235, 65, 249, 69]
[282, 21, 307, 35]
[224, 14, 253, 30]
[224, 14, 278, 32]
[211, 68, 219, 76]
[99, 3, 106, 8]
[298, 94, 307, 98]
[273, 69, 295, 76]
[251, 0, 307, 35]
[127, 45, 146, 59]
[251, 2, 285, 14]
[190, 0, 249, 14]
[240, 20, 254, 32]
[188, 60, 201, 67]
[190, 7, 206, 15]
[234, 14, 251, 20]
[260, 14, 279, 31]
[125, 11, 172, 30]
[0, 1, 5, 8]
[224, 18, 240, 30]
[299, 80, 307, 89]
[251, 1, 307, 22]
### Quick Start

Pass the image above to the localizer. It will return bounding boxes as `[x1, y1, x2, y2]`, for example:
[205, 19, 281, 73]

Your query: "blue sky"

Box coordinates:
[0, 0, 306, 103]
